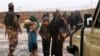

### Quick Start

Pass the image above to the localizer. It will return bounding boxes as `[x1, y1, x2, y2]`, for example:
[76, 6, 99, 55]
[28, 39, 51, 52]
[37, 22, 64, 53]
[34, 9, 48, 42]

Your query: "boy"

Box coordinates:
[39, 16, 51, 56]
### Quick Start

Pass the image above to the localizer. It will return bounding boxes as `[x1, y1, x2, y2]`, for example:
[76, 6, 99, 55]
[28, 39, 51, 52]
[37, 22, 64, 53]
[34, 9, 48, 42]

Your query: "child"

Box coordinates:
[24, 15, 40, 56]
[39, 18, 51, 56]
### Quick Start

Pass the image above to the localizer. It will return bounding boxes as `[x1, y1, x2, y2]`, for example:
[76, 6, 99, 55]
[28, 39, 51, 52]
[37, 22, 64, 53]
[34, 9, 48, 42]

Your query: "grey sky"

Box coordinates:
[0, 0, 99, 11]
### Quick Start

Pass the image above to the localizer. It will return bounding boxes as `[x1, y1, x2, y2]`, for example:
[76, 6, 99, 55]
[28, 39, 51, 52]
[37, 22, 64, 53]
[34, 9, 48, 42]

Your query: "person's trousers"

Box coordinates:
[42, 39, 51, 56]
[7, 27, 18, 53]
[28, 31, 37, 53]
[51, 39, 63, 56]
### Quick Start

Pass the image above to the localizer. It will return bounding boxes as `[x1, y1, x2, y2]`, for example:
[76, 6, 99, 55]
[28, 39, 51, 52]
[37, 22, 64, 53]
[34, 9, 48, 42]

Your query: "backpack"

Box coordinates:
[4, 12, 19, 28]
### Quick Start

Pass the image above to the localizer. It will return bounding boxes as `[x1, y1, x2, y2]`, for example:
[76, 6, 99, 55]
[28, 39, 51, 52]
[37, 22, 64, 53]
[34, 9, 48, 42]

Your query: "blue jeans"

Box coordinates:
[28, 31, 37, 52]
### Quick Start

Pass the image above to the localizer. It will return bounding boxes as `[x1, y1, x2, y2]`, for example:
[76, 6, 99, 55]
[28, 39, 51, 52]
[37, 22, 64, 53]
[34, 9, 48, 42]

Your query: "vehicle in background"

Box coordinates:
[67, 0, 100, 56]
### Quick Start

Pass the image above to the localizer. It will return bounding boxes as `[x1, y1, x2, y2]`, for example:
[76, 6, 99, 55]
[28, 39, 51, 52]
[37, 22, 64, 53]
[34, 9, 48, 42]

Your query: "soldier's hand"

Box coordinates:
[19, 30, 22, 34]
[19, 29, 22, 34]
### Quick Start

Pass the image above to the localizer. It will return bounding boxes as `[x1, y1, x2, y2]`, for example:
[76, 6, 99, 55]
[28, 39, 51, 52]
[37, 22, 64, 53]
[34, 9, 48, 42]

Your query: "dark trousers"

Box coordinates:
[51, 39, 63, 56]
[42, 39, 51, 56]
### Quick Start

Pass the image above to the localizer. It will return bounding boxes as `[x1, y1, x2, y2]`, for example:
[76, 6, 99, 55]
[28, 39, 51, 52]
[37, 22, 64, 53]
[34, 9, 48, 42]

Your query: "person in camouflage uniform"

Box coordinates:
[4, 3, 22, 56]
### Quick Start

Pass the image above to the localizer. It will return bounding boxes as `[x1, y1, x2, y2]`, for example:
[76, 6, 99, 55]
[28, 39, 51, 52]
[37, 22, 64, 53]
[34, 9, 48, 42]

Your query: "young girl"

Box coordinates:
[24, 15, 40, 56]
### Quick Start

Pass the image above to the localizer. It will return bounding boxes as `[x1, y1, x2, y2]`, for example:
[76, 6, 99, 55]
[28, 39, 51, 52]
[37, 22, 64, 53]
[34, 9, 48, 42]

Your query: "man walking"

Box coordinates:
[4, 3, 22, 56]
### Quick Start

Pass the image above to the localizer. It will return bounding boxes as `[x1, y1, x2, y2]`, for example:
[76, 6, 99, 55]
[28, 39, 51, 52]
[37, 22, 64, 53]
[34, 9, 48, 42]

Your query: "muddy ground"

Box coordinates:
[0, 28, 73, 56]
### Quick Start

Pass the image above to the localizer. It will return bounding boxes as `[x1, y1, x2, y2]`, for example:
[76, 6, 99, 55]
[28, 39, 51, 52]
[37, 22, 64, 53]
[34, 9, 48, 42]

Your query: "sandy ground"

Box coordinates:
[0, 28, 73, 56]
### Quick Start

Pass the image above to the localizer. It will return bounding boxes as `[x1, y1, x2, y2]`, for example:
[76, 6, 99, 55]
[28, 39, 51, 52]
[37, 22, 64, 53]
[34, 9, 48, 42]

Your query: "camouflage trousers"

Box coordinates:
[6, 27, 18, 53]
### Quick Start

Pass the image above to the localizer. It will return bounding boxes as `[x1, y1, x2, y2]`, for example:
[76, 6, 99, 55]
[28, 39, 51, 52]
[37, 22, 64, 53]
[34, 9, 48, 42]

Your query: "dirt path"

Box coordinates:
[0, 29, 73, 56]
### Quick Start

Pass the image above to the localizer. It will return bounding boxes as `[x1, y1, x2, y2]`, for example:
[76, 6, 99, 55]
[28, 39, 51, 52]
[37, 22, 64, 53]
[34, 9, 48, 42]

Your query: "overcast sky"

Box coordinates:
[0, 0, 99, 11]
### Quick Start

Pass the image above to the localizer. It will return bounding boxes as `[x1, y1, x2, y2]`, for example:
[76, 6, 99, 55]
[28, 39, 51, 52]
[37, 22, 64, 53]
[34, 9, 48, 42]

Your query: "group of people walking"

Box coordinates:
[4, 3, 83, 56]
